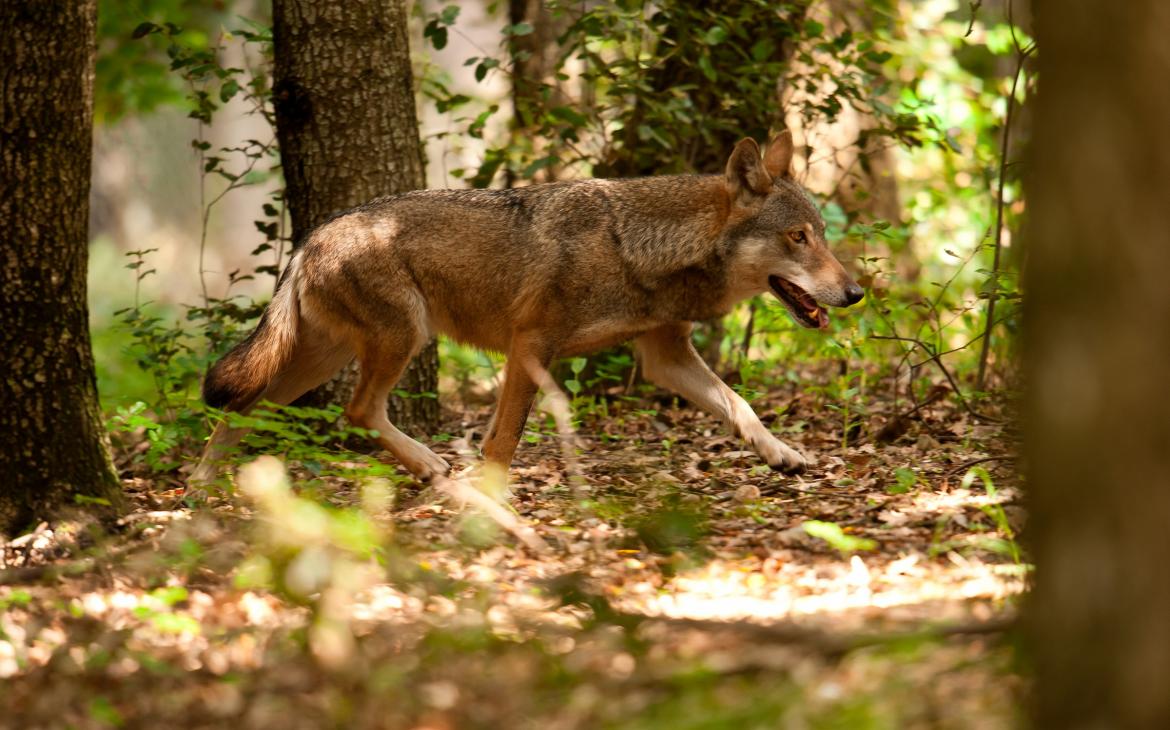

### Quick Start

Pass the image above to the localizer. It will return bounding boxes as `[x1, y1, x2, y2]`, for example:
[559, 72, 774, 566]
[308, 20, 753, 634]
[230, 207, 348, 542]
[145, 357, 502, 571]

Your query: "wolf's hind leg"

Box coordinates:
[635, 323, 806, 474]
[190, 326, 353, 487]
[346, 341, 450, 483]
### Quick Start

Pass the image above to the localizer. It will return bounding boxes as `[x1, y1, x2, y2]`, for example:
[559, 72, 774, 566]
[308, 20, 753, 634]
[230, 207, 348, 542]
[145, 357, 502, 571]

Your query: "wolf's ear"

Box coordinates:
[725, 138, 772, 203]
[763, 131, 794, 180]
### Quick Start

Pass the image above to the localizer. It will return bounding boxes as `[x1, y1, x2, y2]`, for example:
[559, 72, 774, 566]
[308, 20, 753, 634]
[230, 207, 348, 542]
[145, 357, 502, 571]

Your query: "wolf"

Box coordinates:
[191, 133, 864, 486]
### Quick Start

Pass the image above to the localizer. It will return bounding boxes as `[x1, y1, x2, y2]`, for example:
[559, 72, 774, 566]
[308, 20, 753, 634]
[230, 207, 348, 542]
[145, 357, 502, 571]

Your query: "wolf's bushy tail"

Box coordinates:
[203, 254, 303, 411]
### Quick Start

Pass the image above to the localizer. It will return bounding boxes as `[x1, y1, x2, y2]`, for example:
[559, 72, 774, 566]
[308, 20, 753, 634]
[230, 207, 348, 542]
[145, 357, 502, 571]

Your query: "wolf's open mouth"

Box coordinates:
[769, 275, 829, 330]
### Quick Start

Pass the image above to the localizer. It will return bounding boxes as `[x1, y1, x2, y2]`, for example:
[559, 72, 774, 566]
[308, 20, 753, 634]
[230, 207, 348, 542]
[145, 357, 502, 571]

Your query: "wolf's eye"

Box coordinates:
[788, 230, 808, 244]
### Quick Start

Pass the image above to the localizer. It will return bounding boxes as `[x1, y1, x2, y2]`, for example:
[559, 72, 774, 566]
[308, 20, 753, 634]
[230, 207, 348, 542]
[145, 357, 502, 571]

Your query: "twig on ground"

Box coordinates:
[875, 383, 951, 443]
[946, 455, 1016, 478]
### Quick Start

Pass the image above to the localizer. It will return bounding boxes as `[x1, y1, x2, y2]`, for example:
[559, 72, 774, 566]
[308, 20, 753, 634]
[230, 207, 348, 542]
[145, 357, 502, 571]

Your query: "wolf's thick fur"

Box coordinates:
[195, 135, 862, 485]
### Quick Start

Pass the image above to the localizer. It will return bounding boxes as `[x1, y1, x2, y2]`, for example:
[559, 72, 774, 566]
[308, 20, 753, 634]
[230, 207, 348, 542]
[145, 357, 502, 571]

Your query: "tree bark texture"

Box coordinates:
[0, 0, 122, 535]
[272, 0, 438, 432]
[1026, 1, 1170, 727]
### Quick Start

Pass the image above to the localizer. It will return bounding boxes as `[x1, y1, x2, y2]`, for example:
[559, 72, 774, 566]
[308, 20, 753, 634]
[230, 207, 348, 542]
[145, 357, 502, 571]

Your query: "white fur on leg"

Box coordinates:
[638, 331, 808, 473]
[188, 420, 249, 489]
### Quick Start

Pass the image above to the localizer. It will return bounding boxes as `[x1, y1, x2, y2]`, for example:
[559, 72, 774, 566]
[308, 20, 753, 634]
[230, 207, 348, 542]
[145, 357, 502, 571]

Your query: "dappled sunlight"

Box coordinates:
[620, 552, 1023, 627]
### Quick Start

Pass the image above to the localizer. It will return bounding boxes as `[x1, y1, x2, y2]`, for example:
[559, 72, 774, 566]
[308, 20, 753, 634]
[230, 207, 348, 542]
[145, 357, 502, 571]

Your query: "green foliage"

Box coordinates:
[130, 17, 287, 297]
[422, 0, 921, 183]
[229, 404, 406, 484]
[962, 466, 1021, 564]
[803, 520, 877, 555]
[887, 467, 918, 495]
[103, 16, 304, 482]
[94, 0, 228, 122]
[232, 456, 403, 666]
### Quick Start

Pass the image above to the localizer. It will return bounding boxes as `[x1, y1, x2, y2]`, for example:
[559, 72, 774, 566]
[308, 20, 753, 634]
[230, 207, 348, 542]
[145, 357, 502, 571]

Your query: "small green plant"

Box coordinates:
[564, 357, 588, 397]
[803, 520, 877, 555]
[220, 403, 410, 487]
[887, 467, 918, 495]
[962, 466, 1022, 564]
[233, 456, 395, 667]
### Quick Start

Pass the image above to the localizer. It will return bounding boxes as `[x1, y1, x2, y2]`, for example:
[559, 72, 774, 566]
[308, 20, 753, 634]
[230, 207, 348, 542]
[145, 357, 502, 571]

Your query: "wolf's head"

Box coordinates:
[722, 133, 864, 329]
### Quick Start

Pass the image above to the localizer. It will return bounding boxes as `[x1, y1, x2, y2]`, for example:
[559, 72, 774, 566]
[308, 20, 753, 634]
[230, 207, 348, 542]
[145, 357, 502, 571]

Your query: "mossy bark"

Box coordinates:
[272, 0, 438, 432]
[0, 0, 122, 535]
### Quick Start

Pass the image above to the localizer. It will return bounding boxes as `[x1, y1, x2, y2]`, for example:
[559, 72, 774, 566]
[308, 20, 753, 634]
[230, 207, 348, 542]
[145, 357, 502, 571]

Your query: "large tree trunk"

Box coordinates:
[0, 0, 122, 535]
[272, 0, 438, 432]
[1026, 1, 1170, 727]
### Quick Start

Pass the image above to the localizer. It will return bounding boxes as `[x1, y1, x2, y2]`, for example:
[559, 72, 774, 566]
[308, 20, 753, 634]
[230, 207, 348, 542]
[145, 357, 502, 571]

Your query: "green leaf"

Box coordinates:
[131, 22, 159, 40]
[219, 78, 240, 103]
[521, 155, 556, 178]
[474, 58, 500, 83]
[424, 21, 448, 50]
[703, 26, 728, 45]
[803, 520, 876, 554]
[887, 467, 917, 495]
[750, 38, 776, 61]
[549, 106, 588, 128]
[505, 22, 534, 36]
[436, 93, 471, 113]
[697, 53, 717, 82]
[74, 494, 112, 507]
[804, 19, 825, 38]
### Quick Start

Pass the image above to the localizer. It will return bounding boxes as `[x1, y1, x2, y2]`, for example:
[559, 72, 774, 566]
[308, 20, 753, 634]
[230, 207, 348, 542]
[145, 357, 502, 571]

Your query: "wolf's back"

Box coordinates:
[203, 255, 302, 411]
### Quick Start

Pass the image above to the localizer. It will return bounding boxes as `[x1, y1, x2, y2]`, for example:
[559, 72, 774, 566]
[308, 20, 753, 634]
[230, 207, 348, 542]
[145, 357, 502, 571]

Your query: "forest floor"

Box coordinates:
[1, 367, 1027, 729]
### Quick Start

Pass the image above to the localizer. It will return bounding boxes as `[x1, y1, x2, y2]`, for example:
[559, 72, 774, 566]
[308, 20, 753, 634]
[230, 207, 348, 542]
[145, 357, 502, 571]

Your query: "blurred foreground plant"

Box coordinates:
[234, 455, 392, 668]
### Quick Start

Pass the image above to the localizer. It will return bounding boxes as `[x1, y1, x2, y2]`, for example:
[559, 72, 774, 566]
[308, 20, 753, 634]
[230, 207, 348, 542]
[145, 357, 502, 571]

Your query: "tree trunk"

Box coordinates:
[1026, 1, 1170, 727]
[272, 0, 438, 432]
[507, 0, 573, 186]
[0, 0, 122, 535]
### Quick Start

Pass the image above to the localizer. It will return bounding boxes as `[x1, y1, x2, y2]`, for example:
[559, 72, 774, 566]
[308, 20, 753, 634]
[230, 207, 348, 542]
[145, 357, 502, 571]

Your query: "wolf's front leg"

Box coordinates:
[483, 332, 554, 470]
[636, 323, 807, 474]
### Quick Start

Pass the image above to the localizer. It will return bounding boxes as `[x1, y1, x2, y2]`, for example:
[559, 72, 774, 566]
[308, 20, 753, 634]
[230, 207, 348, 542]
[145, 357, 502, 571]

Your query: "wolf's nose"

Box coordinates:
[844, 284, 865, 306]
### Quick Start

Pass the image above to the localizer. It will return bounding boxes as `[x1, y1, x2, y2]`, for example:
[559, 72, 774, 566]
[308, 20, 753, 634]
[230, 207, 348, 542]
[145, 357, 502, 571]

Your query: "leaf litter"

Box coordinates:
[1, 370, 1025, 729]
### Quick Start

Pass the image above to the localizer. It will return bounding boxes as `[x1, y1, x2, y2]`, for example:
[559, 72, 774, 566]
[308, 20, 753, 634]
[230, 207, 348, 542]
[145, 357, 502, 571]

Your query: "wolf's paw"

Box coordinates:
[757, 437, 807, 475]
[413, 451, 452, 484]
